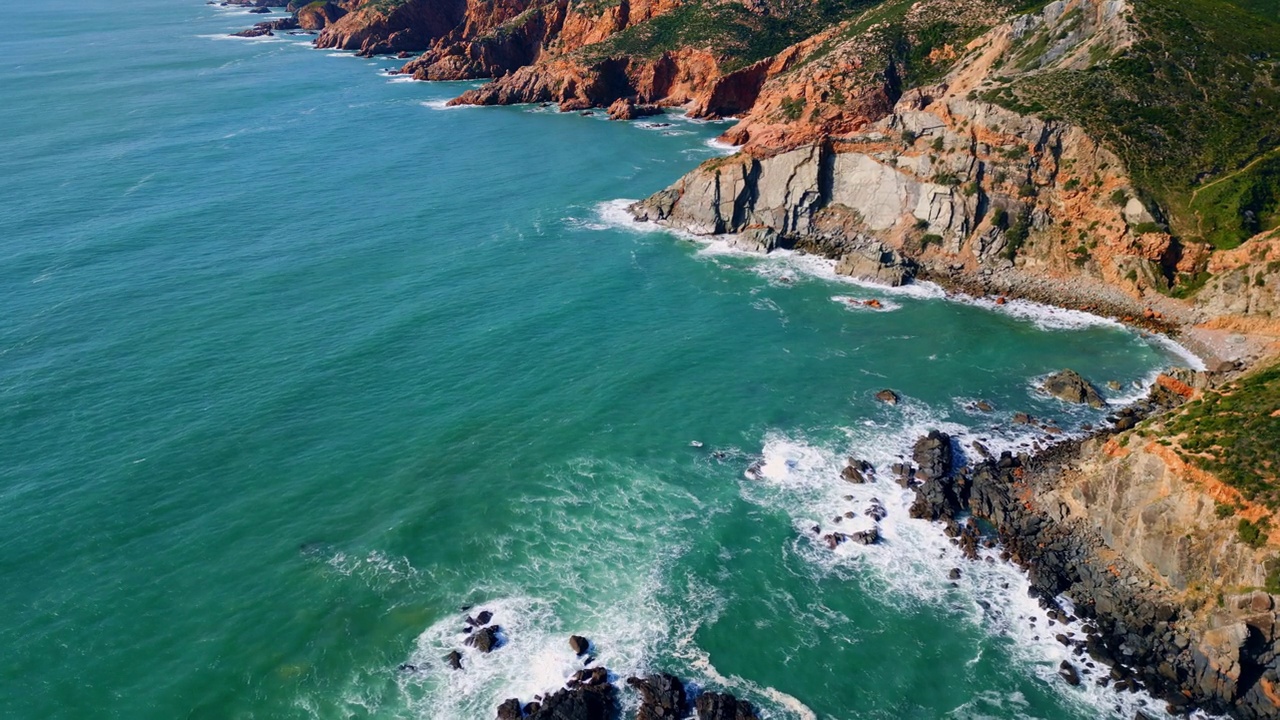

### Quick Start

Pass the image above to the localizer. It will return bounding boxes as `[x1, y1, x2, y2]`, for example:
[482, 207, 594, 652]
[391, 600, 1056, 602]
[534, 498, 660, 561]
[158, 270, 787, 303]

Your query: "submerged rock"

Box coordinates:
[875, 389, 900, 405]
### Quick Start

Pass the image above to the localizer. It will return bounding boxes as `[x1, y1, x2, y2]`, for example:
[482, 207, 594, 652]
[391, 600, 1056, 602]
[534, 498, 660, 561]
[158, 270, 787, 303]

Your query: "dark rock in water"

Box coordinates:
[841, 458, 873, 483]
[912, 430, 953, 482]
[1059, 661, 1081, 686]
[497, 697, 523, 720]
[397, 663, 418, 673]
[695, 690, 760, 720]
[1013, 412, 1033, 425]
[569, 635, 589, 656]
[466, 625, 501, 653]
[908, 431, 964, 521]
[850, 527, 880, 545]
[249, 5, 270, 11]
[475, 610, 494, 625]
[231, 26, 273, 37]
[628, 673, 687, 720]
[865, 500, 887, 522]
[446, 650, 463, 670]
[875, 389, 900, 405]
[571, 667, 609, 687]
[948, 568, 961, 580]
[521, 677, 617, 720]
[822, 532, 846, 549]
[1042, 369, 1105, 408]
[524, 701, 542, 715]
[891, 462, 916, 487]
[975, 400, 994, 412]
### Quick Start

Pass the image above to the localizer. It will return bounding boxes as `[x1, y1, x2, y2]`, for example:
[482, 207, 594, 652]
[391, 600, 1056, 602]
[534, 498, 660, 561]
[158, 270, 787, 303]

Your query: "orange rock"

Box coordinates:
[1156, 374, 1195, 399]
[865, 299, 882, 309]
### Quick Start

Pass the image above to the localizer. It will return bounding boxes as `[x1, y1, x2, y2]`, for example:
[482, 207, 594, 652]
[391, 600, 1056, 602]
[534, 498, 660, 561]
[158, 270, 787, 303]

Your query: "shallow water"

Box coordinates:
[1, 2, 1194, 718]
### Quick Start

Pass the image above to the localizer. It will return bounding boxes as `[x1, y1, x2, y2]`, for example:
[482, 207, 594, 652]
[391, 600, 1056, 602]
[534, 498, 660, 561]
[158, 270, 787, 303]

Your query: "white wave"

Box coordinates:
[740, 424, 1185, 719]
[1144, 331, 1208, 371]
[704, 137, 742, 155]
[965, 296, 1125, 331]
[198, 32, 283, 42]
[386, 74, 420, 83]
[420, 99, 475, 110]
[830, 294, 902, 312]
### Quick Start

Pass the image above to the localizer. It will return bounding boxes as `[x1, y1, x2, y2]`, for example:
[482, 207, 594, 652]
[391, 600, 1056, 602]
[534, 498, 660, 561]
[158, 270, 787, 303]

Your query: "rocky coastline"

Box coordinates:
[213, 0, 1280, 716]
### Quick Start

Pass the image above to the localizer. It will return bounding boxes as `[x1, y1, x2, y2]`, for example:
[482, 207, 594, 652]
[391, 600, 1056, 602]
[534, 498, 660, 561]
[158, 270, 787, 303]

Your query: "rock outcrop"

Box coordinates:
[902, 368, 1280, 719]
[1042, 369, 1106, 408]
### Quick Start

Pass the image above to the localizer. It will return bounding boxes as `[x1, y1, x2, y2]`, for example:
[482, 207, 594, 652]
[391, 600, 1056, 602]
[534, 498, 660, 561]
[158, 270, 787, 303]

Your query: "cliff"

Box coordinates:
[629, 0, 1280, 368]
[903, 364, 1280, 718]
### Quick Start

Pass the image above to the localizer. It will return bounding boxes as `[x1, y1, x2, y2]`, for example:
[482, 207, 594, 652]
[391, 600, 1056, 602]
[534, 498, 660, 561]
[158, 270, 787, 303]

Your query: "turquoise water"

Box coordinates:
[1, 3, 1193, 719]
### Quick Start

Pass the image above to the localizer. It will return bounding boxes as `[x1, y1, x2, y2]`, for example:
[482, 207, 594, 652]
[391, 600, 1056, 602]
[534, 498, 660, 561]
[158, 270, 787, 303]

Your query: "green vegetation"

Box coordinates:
[1166, 270, 1212, 298]
[1166, 363, 1280, 508]
[1003, 211, 1031, 259]
[997, 0, 1280, 248]
[1267, 557, 1280, 594]
[1239, 517, 1270, 548]
[780, 96, 807, 121]
[1216, 500, 1238, 518]
[582, 0, 881, 71]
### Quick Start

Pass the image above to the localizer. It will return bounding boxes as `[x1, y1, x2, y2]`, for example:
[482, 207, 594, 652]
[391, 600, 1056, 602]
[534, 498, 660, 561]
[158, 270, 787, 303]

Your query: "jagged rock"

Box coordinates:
[446, 649, 463, 670]
[475, 610, 494, 625]
[850, 527, 880, 545]
[523, 678, 616, 720]
[1042, 369, 1105, 408]
[912, 430, 953, 482]
[628, 673, 687, 720]
[606, 97, 662, 121]
[466, 625, 501, 653]
[695, 690, 760, 720]
[497, 697, 523, 720]
[875, 389, 900, 405]
[865, 500, 887, 522]
[569, 635, 589, 656]
[842, 458, 873, 483]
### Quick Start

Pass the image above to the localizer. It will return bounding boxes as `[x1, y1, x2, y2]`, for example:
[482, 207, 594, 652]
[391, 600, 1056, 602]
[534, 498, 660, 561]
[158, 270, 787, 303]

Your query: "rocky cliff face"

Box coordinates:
[633, 0, 1200, 291]
[902, 366, 1280, 718]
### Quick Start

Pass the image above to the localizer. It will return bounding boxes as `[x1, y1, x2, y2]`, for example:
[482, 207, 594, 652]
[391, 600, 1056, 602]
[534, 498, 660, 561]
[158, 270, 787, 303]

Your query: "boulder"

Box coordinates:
[446, 649, 463, 670]
[497, 698, 523, 720]
[1041, 369, 1105, 408]
[912, 430, 953, 482]
[850, 527, 880, 545]
[875, 389, 900, 405]
[606, 97, 663, 121]
[569, 635, 589, 656]
[835, 243, 917, 286]
[628, 673, 687, 720]
[842, 458, 873, 483]
[726, 227, 779, 253]
[466, 625, 501, 653]
[1059, 660, 1081, 686]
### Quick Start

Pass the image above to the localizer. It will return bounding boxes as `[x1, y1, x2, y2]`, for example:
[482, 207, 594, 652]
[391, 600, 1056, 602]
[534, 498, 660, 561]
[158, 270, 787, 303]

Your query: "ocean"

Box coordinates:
[0, 2, 1198, 718]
